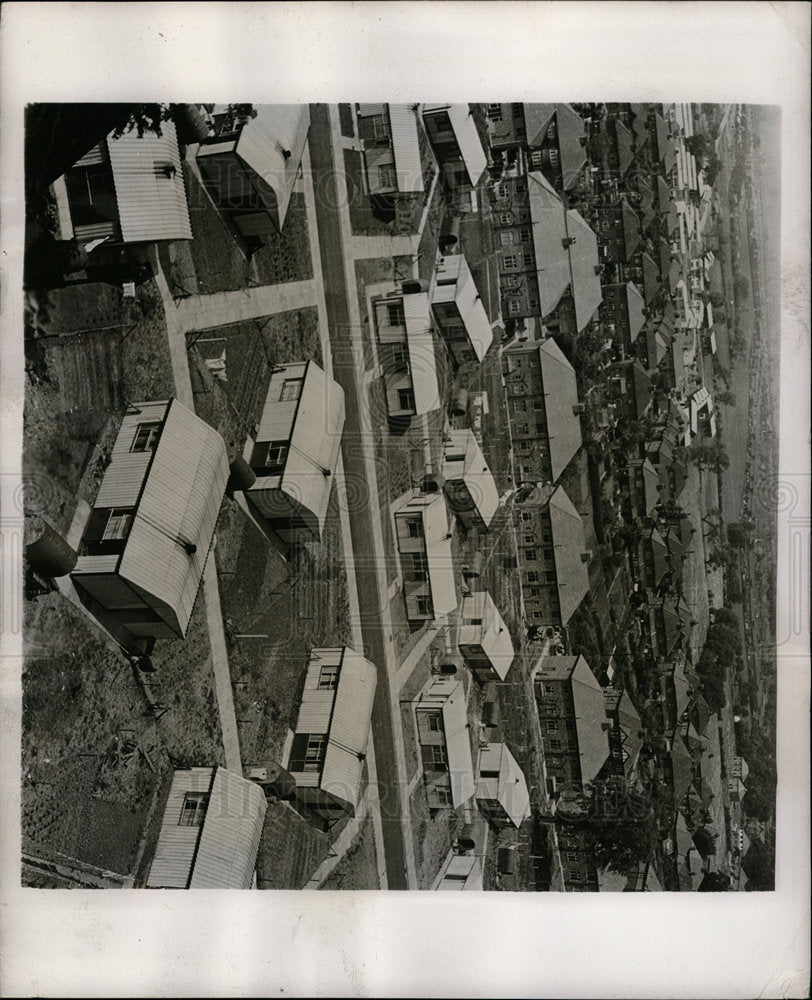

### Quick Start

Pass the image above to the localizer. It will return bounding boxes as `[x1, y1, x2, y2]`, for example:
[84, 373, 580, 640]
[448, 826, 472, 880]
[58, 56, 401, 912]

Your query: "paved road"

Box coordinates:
[308, 103, 410, 889]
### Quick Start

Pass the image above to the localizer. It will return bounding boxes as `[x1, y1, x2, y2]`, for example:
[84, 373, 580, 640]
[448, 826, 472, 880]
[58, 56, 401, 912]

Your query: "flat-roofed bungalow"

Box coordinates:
[476, 742, 531, 829]
[421, 103, 487, 188]
[72, 399, 228, 639]
[375, 291, 441, 417]
[245, 361, 345, 539]
[196, 104, 310, 234]
[61, 121, 192, 244]
[413, 676, 475, 809]
[146, 767, 266, 889]
[394, 494, 458, 622]
[431, 253, 493, 364]
[357, 103, 424, 194]
[457, 591, 515, 682]
[287, 647, 377, 823]
[441, 429, 499, 530]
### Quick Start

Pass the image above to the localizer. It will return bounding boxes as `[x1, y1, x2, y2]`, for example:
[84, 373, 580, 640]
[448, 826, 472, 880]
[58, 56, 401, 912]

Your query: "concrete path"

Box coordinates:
[170, 278, 318, 334]
[350, 234, 419, 261]
[151, 254, 243, 774]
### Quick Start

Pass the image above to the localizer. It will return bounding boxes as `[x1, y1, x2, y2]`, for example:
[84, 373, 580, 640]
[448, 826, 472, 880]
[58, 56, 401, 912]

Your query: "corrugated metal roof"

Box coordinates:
[459, 591, 514, 680]
[422, 104, 487, 186]
[317, 648, 377, 814]
[538, 339, 582, 482]
[442, 429, 499, 528]
[419, 495, 458, 617]
[432, 254, 493, 361]
[189, 768, 267, 888]
[216, 104, 309, 230]
[119, 399, 228, 637]
[404, 293, 441, 414]
[388, 105, 424, 193]
[477, 743, 530, 828]
[434, 679, 475, 806]
[547, 485, 590, 626]
[106, 121, 192, 242]
[281, 362, 346, 538]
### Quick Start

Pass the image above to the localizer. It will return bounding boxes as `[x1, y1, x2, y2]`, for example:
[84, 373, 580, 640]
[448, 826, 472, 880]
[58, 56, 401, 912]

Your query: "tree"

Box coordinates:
[742, 835, 775, 890]
[733, 272, 751, 301]
[693, 826, 717, 858]
[698, 871, 731, 891]
[727, 522, 752, 546]
[716, 390, 737, 407]
[685, 133, 709, 160]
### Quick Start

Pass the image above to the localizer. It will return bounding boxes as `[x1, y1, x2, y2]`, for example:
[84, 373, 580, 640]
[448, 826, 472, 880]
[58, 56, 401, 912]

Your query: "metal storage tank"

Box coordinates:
[25, 519, 78, 577]
[497, 847, 516, 875]
[456, 824, 477, 852]
[227, 455, 256, 493]
[450, 388, 468, 417]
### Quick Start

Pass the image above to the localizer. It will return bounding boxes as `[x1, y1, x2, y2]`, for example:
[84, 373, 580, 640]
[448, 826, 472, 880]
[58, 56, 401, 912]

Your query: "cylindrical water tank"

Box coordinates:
[462, 551, 483, 578]
[457, 824, 477, 852]
[451, 388, 468, 417]
[481, 701, 499, 727]
[227, 455, 256, 493]
[439, 214, 460, 252]
[401, 278, 429, 295]
[25, 520, 78, 577]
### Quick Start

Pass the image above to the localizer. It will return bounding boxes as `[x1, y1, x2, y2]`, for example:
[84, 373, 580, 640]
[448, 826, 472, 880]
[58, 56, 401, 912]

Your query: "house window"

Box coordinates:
[178, 792, 209, 827]
[508, 299, 522, 315]
[503, 255, 517, 270]
[103, 508, 133, 542]
[397, 388, 415, 411]
[427, 713, 443, 733]
[262, 441, 289, 473]
[499, 212, 513, 225]
[549, 739, 562, 751]
[520, 227, 532, 243]
[407, 518, 424, 538]
[433, 786, 452, 806]
[317, 666, 339, 690]
[130, 421, 161, 453]
[526, 571, 540, 583]
[503, 275, 519, 288]
[372, 114, 390, 140]
[486, 104, 503, 122]
[289, 733, 328, 772]
[500, 231, 515, 246]
[569, 870, 582, 882]
[415, 596, 432, 617]
[387, 302, 405, 327]
[523, 532, 534, 545]
[521, 512, 532, 523]
[528, 587, 541, 598]
[378, 165, 397, 189]
[547, 720, 559, 732]
[422, 743, 448, 768]
[406, 552, 427, 581]
[545, 570, 557, 584]
[542, 547, 554, 562]
[280, 378, 303, 402]
[513, 399, 527, 413]
[567, 852, 579, 865]
[532, 611, 544, 620]
[525, 548, 537, 562]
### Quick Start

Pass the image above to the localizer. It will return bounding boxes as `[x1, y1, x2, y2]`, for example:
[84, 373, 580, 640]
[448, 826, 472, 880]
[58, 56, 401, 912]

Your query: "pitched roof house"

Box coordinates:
[356, 103, 424, 194]
[197, 104, 310, 234]
[394, 494, 457, 622]
[287, 647, 377, 823]
[476, 743, 531, 829]
[457, 591, 515, 682]
[413, 676, 475, 809]
[375, 291, 441, 417]
[146, 767, 267, 888]
[72, 399, 228, 639]
[421, 103, 488, 187]
[61, 121, 192, 244]
[441, 429, 499, 530]
[245, 361, 345, 539]
[431, 253, 493, 364]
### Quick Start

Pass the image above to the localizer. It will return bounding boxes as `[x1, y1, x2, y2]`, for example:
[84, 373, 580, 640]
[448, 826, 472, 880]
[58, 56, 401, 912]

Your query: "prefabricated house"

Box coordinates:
[356, 103, 424, 195]
[421, 104, 488, 188]
[457, 591, 515, 682]
[394, 494, 458, 622]
[476, 743, 531, 829]
[61, 121, 192, 244]
[431, 254, 493, 365]
[146, 768, 267, 889]
[244, 361, 345, 539]
[413, 676, 475, 810]
[287, 647, 377, 823]
[71, 399, 228, 639]
[374, 291, 441, 418]
[196, 104, 310, 234]
[434, 851, 483, 890]
[441, 429, 499, 530]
